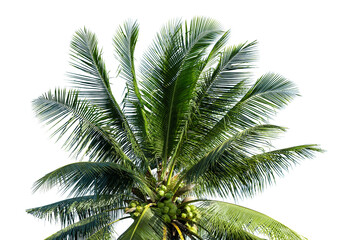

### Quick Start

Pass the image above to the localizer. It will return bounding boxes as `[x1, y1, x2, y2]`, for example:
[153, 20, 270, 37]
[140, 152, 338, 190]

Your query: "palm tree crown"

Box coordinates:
[27, 17, 322, 240]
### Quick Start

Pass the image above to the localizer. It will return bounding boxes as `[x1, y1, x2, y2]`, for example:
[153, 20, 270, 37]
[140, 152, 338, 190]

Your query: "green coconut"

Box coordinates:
[153, 208, 161, 214]
[163, 214, 171, 223]
[166, 202, 176, 209]
[136, 206, 143, 213]
[162, 206, 169, 214]
[158, 190, 165, 197]
[164, 192, 173, 199]
[168, 208, 177, 216]
[157, 202, 165, 208]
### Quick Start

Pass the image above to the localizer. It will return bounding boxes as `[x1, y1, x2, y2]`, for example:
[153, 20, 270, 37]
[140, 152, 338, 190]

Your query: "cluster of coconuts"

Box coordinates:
[154, 184, 179, 222]
[125, 200, 146, 219]
[154, 184, 200, 233]
[125, 184, 200, 234]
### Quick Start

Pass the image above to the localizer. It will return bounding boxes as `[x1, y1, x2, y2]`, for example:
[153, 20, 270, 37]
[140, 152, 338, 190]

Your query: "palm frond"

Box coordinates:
[87, 226, 113, 240]
[198, 200, 306, 240]
[33, 88, 130, 163]
[68, 27, 145, 164]
[192, 144, 323, 199]
[184, 73, 298, 168]
[234, 72, 299, 129]
[178, 42, 257, 167]
[139, 18, 182, 157]
[198, 40, 257, 105]
[114, 20, 150, 156]
[114, 20, 139, 88]
[164, 17, 225, 178]
[183, 124, 286, 181]
[26, 194, 125, 227]
[117, 204, 164, 240]
[140, 17, 223, 164]
[32, 162, 152, 198]
[203, 30, 230, 67]
[43, 212, 114, 240]
[69, 27, 111, 107]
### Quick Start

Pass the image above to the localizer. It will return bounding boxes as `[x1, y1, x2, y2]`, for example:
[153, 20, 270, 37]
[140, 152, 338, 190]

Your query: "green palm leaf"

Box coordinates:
[184, 73, 299, 169]
[198, 200, 306, 240]
[114, 20, 150, 156]
[69, 27, 144, 164]
[183, 124, 286, 180]
[178, 42, 257, 167]
[192, 144, 323, 199]
[197, 41, 257, 105]
[43, 212, 114, 240]
[32, 162, 151, 198]
[33, 88, 130, 163]
[202, 29, 230, 68]
[140, 17, 224, 166]
[118, 205, 164, 240]
[26, 194, 124, 227]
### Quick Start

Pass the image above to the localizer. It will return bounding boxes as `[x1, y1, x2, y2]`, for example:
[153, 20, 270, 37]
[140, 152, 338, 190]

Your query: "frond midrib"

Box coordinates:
[80, 30, 147, 163]
[164, 26, 223, 176]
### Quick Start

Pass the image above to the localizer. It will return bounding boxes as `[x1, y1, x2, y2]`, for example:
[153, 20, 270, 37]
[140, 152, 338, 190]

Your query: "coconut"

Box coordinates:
[166, 202, 176, 210]
[168, 208, 177, 216]
[164, 192, 173, 199]
[162, 214, 171, 223]
[157, 202, 165, 208]
[153, 208, 161, 214]
[136, 206, 143, 213]
[162, 206, 169, 214]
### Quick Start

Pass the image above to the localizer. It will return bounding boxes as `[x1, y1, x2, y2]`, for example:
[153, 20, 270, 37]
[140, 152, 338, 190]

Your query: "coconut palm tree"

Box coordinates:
[27, 17, 322, 240]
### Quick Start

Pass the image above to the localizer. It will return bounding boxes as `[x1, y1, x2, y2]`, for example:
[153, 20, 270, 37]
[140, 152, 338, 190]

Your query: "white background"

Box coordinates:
[1, 0, 359, 239]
